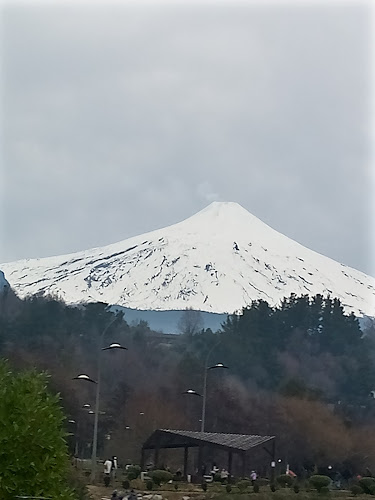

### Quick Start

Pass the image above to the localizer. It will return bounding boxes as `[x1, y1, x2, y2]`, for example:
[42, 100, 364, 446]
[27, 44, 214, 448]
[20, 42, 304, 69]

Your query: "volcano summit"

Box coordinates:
[1, 202, 374, 317]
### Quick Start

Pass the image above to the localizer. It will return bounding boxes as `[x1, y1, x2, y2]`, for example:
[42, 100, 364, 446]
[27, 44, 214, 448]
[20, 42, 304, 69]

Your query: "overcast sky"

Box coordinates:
[1, 1, 374, 277]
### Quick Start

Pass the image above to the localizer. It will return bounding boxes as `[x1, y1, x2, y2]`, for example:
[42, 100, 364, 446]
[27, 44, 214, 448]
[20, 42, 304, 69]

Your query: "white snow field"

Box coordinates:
[1, 202, 374, 317]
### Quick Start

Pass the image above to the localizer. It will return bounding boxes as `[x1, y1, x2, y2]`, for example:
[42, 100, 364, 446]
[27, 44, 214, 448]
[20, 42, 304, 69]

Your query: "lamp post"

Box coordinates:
[200, 362, 228, 432]
[200, 337, 229, 432]
[183, 339, 228, 432]
[68, 419, 79, 457]
[74, 315, 127, 483]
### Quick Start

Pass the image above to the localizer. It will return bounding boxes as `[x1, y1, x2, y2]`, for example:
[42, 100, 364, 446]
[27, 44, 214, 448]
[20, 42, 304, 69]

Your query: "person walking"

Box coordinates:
[112, 456, 118, 481]
[104, 458, 113, 486]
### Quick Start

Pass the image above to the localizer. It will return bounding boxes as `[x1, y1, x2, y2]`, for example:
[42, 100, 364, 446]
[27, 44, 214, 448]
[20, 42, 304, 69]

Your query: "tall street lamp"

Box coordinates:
[183, 339, 228, 432]
[199, 338, 228, 432]
[67, 419, 79, 457]
[74, 316, 127, 483]
[201, 362, 228, 432]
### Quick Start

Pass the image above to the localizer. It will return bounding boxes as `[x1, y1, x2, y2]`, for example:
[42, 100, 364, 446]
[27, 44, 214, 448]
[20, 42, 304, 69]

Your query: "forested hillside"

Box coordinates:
[1, 289, 375, 476]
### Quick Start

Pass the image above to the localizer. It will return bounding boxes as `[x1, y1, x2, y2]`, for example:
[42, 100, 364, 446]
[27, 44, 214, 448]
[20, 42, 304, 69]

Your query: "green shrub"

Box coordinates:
[359, 478, 375, 495]
[271, 483, 277, 492]
[150, 469, 173, 486]
[238, 480, 251, 492]
[0, 361, 75, 500]
[130, 478, 144, 490]
[146, 480, 153, 491]
[277, 474, 293, 488]
[309, 475, 331, 492]
[258, 478, 270, 487]
[351, 485, 363, 496]
[293, 484, 300, 494]
[122, 479, 130, 489]
[67, 468, 91, 500]
[127, 465, 141, 479]
[104, 475, 110, 487]
[226, 484, 232, 493]
[213, 472, 221, 482]
[254, 482, 260, 493]
[174, 483, 178, 490]
[201, 482, 207, 492]
[320, 486, 330, 495]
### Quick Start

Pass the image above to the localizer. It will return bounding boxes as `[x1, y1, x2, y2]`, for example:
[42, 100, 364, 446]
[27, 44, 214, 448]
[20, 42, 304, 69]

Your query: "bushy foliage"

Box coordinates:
[0, 360, 75, 500]
[67, 468, 91, 500]
[150, 469, 173, 486]
[122, 479, 130, 489]
[201, 482, 207, 491]
[293, 484, 300, 493]
[258, 478, 270, 486]
[320, 486, 330, 495]
[237, 479, 251, 491]
[146, 480, 153, 490]
[253, 482, 260, 493]
[359, 477, 375, 495]
[226, 484, 232, 493]
[277, 474, 293, 487]
[271, 483, 277, 492]
[126, 465, 141, 479]
[351, 485, 363, 496]
[309, 475, 331, 492]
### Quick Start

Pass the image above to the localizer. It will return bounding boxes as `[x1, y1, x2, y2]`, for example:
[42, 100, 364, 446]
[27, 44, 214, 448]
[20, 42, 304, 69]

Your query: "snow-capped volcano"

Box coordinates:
[1, 202, 374, 317]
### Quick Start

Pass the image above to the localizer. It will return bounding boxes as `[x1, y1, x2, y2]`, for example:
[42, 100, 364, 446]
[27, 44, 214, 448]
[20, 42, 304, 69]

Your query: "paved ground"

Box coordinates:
[87, 485, 204, 500]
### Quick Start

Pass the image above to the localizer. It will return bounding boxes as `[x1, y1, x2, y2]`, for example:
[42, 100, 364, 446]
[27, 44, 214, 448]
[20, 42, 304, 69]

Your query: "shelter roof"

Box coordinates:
[142, 429, 274, 452]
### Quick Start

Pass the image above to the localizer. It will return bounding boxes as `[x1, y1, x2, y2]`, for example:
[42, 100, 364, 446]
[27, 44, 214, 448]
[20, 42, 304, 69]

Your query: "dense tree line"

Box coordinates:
[1, 289, 375, 476]
[202, 294, 375, 402]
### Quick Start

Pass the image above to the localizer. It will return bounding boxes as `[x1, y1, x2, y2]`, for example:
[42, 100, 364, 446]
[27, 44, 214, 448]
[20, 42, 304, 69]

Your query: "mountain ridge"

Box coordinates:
[1, 202, 374, 317]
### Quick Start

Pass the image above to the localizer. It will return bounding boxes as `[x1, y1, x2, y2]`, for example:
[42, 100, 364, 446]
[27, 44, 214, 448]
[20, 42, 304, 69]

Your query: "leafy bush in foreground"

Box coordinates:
[359, 477, 375, 495]
[309, 475, 331, 493]
[150, 469, 173, 486]
[351, 485, 363, 496]
[277, 474, 293, 488]
[237, 479, 251, 492]
[0, 361, 75, 500]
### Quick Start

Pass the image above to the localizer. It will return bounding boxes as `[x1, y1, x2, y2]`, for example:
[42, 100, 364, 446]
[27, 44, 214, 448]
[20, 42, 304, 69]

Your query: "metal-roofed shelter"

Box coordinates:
[141, 429, 276, 480]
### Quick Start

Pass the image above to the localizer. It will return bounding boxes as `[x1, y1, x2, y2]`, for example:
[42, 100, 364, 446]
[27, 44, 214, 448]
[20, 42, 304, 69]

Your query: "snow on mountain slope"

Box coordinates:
[1, 202, 374, 316]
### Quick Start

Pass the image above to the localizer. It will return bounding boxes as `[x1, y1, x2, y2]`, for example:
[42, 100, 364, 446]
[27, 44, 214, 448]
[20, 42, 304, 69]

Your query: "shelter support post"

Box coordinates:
[198, 446, 203, 477]
[184, 446, 189, 478]
[228, 451, 233, 481]
[154, 446, 159, 469]
[241, 451, 247, 478]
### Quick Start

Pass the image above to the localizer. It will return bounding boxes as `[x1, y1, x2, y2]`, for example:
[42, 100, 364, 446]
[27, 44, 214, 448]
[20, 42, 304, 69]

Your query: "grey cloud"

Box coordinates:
[1, 3, 373, 276]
